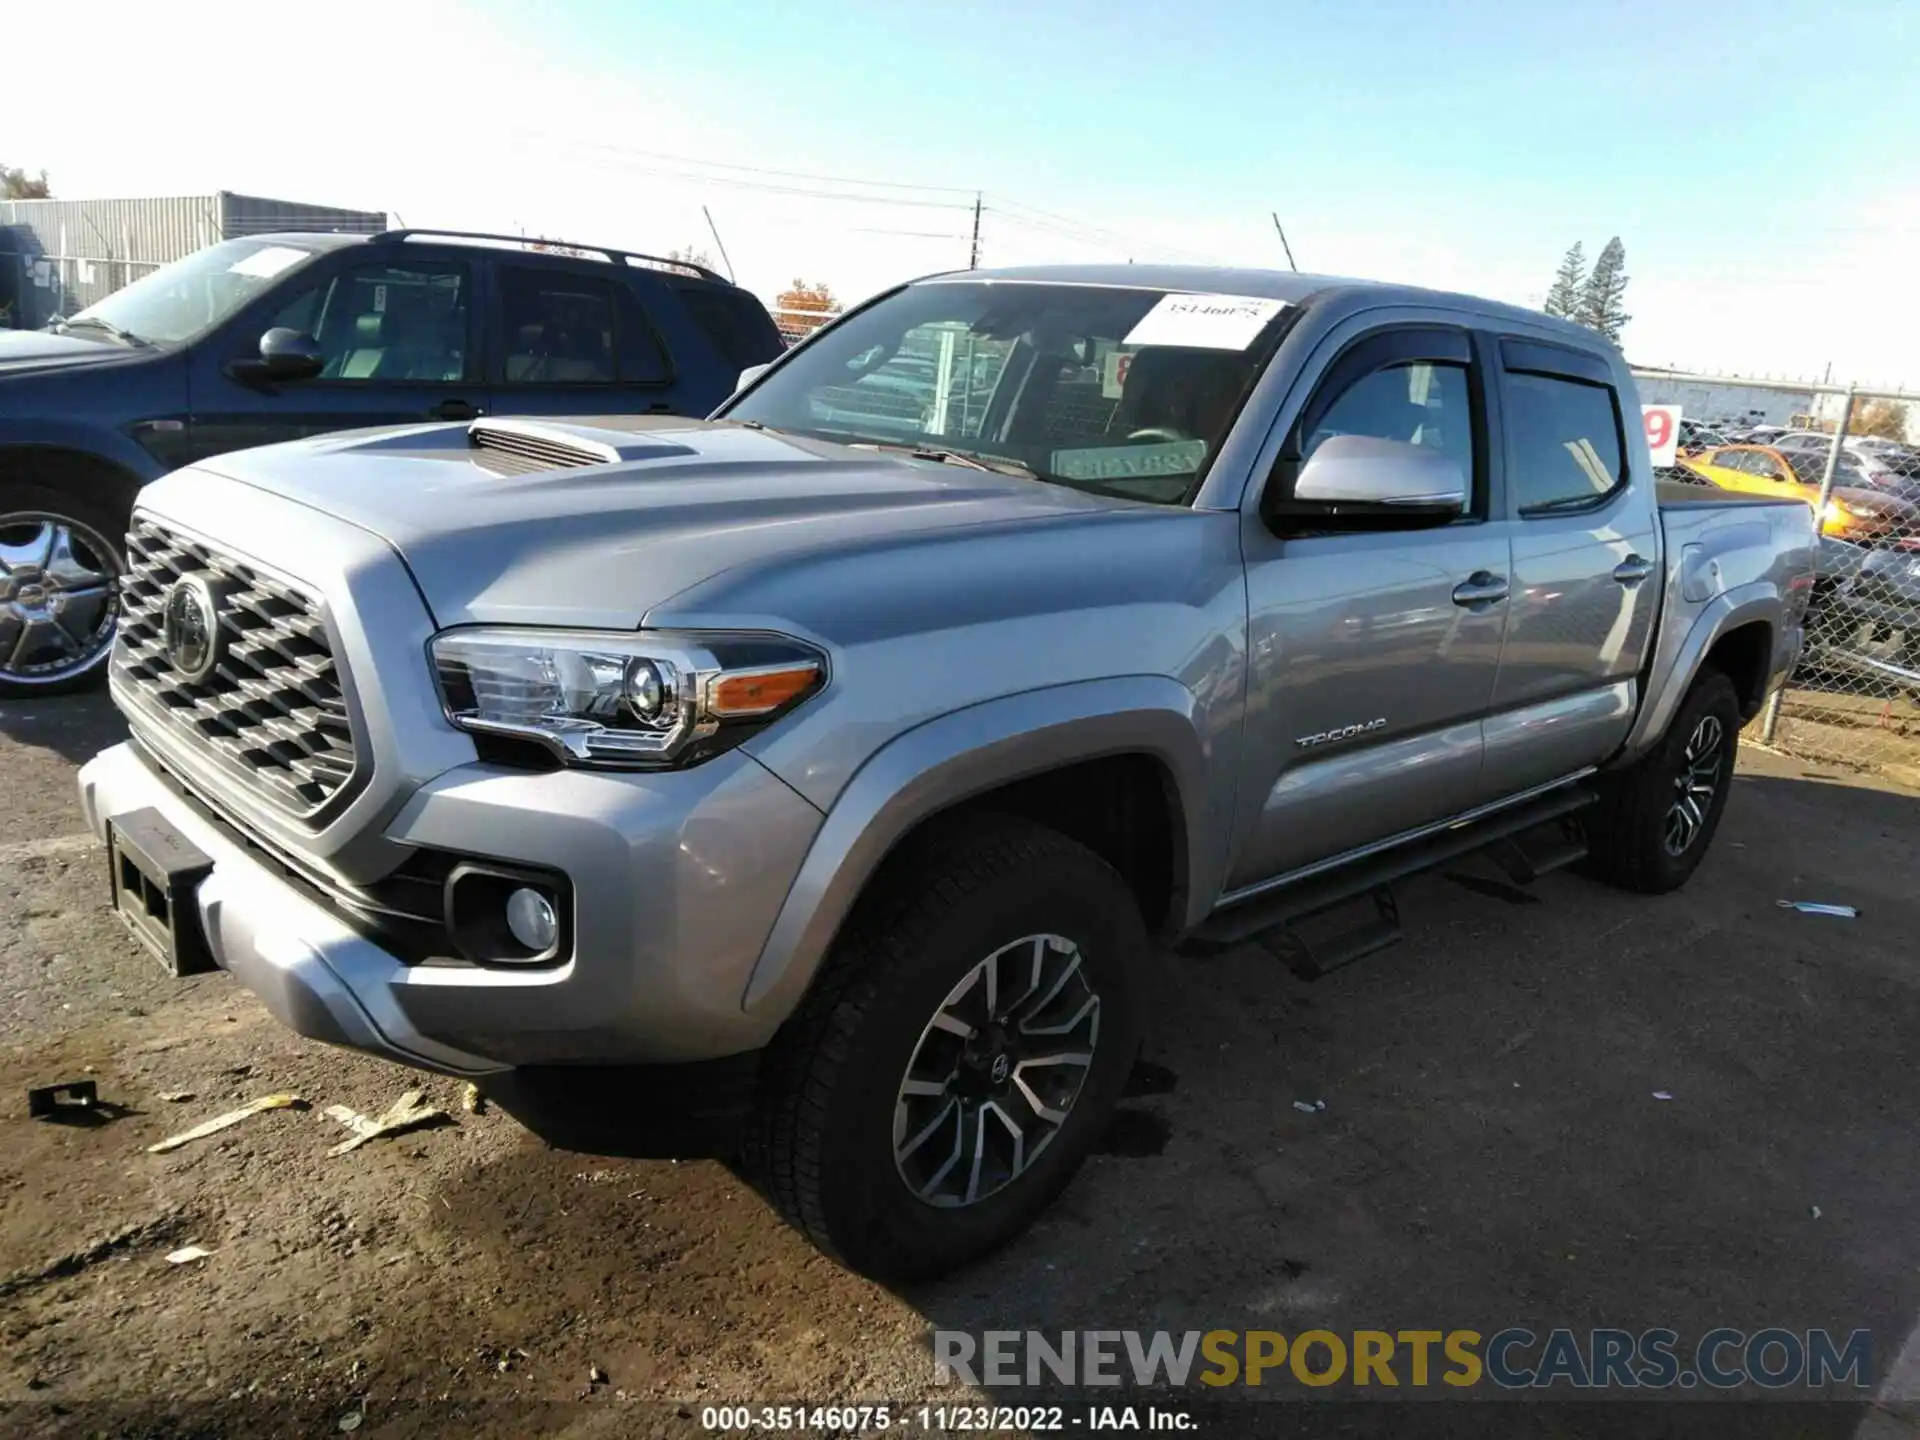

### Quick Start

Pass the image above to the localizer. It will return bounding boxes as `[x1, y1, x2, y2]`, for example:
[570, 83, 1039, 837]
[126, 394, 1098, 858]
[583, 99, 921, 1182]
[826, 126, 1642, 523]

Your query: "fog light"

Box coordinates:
[505, 887, 558, 953]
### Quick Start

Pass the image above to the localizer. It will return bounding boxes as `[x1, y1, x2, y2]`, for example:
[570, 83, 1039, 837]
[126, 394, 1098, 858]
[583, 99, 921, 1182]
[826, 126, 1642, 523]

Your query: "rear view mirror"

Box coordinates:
[1284, 434, 1466, 525]
[736, 362, 770, 392]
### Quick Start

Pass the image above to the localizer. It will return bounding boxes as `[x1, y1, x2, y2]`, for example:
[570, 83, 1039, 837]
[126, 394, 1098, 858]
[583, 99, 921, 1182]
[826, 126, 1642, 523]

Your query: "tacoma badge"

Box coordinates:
[1295, 717, 1388, 748]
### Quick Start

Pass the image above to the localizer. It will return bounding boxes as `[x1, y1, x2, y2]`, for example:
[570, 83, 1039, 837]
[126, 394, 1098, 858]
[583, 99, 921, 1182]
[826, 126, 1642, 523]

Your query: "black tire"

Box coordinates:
[748, 814, 1148, 1282]
[0, 482, 128, 699]
[1584, 668, 1742, 894]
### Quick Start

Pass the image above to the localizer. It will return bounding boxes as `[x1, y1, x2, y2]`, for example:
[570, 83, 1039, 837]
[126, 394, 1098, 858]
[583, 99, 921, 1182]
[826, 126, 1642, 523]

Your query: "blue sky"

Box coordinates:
[9, 0, 1920, 380]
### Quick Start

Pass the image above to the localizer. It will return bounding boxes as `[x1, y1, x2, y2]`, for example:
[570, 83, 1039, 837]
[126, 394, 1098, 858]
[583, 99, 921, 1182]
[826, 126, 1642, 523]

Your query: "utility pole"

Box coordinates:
[969, 192, 982, 269]
[1271, 212, 1297, 272]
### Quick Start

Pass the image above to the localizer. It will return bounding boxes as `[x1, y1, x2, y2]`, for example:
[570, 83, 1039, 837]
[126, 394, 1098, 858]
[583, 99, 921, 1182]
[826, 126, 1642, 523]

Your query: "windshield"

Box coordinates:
[720, 280, 1293, 504]
[56, 237, 322, 347]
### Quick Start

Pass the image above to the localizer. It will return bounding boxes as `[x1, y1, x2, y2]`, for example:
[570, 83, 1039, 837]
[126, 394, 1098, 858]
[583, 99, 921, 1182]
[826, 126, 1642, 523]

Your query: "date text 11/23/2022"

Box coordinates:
[699, 1406, 1194, 1431]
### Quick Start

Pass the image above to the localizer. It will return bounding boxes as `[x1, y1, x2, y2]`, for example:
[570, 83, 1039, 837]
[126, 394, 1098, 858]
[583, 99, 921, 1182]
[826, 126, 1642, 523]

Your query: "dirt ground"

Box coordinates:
[4, 690, 1920, 1439]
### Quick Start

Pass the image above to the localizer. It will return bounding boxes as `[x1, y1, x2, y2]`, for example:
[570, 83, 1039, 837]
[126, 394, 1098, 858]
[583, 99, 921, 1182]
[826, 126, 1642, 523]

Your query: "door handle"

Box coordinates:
[433, 399, 481, 421]
[1451, 571, 1510, 607]
[1613, 554, 1654, 584]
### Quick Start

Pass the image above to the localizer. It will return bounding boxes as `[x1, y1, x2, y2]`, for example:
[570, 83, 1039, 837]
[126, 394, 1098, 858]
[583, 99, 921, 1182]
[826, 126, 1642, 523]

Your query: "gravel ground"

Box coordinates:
[3, 691, 1919, 1439]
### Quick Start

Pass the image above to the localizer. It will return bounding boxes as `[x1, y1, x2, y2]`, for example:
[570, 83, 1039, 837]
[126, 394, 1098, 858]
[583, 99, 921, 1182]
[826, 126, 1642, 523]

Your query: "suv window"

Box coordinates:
[1504, 371, 1625, 513]
[1304, 360, 1475, 493]
[268, 260, 471, 382]
[499, 268, 669, 385]
[672, 282, 782, 369]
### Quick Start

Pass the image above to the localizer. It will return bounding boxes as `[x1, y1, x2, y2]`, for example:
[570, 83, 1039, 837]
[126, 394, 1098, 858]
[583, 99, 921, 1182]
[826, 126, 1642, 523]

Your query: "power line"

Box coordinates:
[510, 132, 979, 198]
[984, 206, 1222, 265]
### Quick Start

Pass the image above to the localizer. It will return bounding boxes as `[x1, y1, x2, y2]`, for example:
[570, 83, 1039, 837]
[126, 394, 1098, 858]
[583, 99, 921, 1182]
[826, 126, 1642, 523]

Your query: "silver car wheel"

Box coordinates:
[0, 512, 121, 687]
[893, 932, 1101, 1209]
[1663, 713, 1725, 856]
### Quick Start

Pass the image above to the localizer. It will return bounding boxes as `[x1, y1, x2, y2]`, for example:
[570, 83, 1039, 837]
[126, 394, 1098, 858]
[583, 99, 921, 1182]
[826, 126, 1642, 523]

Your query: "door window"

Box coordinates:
[267, 261, 471, 383]
[1504, 371, 1625, 513]
[499, 268, 669, 385]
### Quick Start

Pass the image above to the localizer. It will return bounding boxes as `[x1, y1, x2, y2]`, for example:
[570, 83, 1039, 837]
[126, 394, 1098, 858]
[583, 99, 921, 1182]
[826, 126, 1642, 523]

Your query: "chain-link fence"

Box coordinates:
[4, 253, 164, 330]
[1633, 368, 1920, 784]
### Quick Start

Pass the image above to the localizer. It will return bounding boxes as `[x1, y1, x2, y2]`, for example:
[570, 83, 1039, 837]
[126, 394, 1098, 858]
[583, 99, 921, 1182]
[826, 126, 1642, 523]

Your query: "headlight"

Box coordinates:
[431, 627, 825, 768]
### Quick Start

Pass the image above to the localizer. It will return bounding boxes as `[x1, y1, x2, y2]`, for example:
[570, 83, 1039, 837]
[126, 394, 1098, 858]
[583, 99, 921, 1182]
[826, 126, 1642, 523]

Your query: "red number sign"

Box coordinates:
[1642, 405, 1680, 467]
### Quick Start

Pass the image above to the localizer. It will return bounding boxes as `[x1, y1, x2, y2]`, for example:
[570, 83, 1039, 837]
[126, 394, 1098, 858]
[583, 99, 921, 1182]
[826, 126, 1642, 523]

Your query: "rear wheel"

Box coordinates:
[748, 815, 1146, 1281]
[0, 484, 126, 699]
[1584, 668, 1741, 894]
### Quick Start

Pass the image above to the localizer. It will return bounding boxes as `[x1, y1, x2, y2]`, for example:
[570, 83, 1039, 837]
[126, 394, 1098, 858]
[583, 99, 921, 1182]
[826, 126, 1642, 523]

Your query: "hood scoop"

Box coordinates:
[467, 417, 698, 476]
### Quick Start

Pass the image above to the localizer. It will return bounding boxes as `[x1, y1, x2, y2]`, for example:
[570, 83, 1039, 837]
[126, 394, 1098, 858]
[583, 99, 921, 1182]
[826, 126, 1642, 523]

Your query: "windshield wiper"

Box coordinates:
[56, 315, 148, 347]
[900, 445, 1037, 479]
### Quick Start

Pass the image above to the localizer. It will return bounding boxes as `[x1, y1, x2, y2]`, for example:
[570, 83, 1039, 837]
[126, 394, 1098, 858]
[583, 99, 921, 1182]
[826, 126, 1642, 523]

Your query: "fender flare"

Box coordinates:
[0, 423, 165, 491]
[740, 675, 1220, 1018]
[1619, 580, 1784, 762]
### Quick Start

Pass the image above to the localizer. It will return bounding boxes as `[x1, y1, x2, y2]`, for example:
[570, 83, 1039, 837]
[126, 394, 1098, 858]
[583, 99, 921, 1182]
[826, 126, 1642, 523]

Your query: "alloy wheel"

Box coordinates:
[0, 513, 121, 687]
[1663, 713, 1725, 856]
[893, 933, 1102, 1209]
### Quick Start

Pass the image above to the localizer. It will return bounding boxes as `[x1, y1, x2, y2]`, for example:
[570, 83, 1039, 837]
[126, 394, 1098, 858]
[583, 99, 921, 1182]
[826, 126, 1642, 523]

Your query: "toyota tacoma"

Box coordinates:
[77, 265, 1814, 1279]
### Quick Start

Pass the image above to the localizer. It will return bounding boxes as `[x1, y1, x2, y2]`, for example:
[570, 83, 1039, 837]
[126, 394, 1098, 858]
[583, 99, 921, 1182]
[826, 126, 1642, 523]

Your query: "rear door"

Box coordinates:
[1228, 321, 1509, 891]
[488, 261, 680, 420]
[185, 250, 488, 462]
[1480, 339, 1660, 795]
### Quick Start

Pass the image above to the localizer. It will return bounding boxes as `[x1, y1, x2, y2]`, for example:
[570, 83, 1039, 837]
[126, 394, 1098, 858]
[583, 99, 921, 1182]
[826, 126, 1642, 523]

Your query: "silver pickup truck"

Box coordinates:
[76, 264, 1814, 1280]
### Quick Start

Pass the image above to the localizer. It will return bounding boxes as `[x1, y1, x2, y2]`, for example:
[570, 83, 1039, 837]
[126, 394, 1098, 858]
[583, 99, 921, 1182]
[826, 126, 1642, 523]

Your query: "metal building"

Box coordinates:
[1629, 371, 1816, 430]
[0, 191, 386, 329]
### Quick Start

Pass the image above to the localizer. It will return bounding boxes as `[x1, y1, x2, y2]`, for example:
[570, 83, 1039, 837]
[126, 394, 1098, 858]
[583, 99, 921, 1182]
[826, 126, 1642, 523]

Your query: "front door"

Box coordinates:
[185, 253, 488, 463]
[1227, 323, 1509, 892]
[1481, 339, 1660, 794]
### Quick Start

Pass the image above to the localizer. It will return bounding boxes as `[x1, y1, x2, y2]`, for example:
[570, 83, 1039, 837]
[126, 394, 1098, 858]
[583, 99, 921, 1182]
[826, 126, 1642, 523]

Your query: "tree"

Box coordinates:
[1851, 398, 1910, 441]
[1577, 236, 1631, 342]
[668, 244, 714, 271]
[1, 163, 51, 199]
[774, 278, 840, 338]
[1543, 242, 1585, 319]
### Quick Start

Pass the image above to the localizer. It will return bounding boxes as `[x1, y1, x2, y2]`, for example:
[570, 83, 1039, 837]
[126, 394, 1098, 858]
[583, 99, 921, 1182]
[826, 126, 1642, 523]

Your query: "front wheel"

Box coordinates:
[1584, 668, 1742, 894]
[0, 484, 127, 699]
[749, 816, 1147, 1282]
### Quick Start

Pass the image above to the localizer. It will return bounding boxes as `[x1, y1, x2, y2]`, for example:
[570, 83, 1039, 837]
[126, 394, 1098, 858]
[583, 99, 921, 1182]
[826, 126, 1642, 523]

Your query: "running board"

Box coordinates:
[1180, 783, 1599, 959]
[1482, 813, 1590, 885]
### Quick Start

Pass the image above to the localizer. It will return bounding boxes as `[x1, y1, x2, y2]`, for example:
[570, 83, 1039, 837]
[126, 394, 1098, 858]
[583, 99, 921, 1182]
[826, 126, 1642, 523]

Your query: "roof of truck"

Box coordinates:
[945, 263, 1606, 348]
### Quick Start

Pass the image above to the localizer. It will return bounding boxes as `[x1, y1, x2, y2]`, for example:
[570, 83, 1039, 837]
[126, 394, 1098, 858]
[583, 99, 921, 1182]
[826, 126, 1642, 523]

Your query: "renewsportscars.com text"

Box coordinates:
[934, 1327, 1873, 1391]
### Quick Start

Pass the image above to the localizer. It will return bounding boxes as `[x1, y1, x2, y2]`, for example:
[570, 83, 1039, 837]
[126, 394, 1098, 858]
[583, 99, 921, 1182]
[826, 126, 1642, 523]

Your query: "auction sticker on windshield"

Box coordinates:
[227, 245, 310, 280]
[1052, 439, 1208, 481]
[1124, 293, 1288, 350]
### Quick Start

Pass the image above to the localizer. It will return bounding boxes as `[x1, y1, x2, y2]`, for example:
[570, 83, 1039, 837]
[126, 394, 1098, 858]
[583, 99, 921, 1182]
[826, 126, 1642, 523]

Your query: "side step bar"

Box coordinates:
[1179, 783, 1598, 971]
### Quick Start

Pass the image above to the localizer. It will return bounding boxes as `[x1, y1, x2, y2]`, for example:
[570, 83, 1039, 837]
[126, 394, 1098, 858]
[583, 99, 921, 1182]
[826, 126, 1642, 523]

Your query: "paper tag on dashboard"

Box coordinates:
[1123, 293, 1288, 350]
[227, 245, 309, 280]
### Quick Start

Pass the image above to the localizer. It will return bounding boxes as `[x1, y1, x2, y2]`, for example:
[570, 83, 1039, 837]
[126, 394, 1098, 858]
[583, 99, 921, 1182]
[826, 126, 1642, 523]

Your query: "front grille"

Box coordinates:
[115, 518, 359, 818]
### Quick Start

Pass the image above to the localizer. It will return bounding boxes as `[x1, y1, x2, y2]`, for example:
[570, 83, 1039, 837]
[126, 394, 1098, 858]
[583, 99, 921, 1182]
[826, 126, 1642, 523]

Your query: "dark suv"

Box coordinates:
[0, 228, 784, 696]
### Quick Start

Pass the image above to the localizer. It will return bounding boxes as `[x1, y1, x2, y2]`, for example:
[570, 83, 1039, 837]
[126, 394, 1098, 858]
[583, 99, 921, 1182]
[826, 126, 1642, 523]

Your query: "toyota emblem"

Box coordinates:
[161, 575, 222, 683]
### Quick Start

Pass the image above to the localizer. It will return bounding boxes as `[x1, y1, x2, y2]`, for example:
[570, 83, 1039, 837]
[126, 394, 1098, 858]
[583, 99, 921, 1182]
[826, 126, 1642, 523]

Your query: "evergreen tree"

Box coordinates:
[1543, 242, 1585, 319]
[1577, 236, 1631, 342]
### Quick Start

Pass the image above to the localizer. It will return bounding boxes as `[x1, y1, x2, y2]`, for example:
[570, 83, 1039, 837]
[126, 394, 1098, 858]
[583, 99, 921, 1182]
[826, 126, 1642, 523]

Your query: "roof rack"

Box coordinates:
[367, 229, 728, 284]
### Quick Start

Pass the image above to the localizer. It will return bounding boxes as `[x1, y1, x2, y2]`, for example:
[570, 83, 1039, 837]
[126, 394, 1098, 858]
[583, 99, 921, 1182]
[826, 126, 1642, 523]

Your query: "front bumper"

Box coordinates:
[78, 741, 824, 1074]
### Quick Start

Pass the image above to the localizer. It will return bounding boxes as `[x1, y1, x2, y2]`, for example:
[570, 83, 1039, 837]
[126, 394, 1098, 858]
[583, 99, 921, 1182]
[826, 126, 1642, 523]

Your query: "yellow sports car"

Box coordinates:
[1680, 444, 1919, 547]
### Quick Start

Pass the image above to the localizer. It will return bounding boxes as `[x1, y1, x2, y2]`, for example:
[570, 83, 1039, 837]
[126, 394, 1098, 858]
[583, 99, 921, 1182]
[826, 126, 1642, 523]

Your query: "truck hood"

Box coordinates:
[194, 417, 1128, 629]
[0, 327, 150, 376]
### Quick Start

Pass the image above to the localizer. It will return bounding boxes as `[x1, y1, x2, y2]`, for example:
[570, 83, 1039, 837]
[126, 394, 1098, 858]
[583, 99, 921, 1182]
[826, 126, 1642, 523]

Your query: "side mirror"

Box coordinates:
[229, 327, 323, 383]
[257, 327, 324, 381]
[1279, 434, 1466, 528]
[736, 362, 770, 393]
